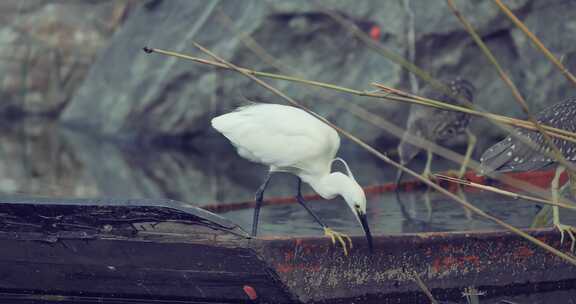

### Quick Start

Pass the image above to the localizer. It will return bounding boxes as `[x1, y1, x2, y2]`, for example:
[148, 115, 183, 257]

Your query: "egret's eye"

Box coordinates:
[354, 204, 361, 209]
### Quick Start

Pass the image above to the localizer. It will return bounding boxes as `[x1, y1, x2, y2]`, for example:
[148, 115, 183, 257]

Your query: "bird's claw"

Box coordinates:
[555, 223, 576, 252]
[323, 227, 353, 256]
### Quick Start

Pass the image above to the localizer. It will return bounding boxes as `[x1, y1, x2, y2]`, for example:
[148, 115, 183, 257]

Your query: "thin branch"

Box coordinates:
[144, 45, 576, 202]
[324, 4, 576, 172]
[411, 271, 438, 304]
[435, 174, 576, 211]
[345, 99, 576, 209]
[206, 22, 576, 215]
[372, 83, 576, 143]
[142, 47, 576, 143]
[447, 0, 575, 174]
[493, 0, 576, 87]
[177, 42, 576, 267]
[320, 9, 450, 103]
[403, 0, 419, 93]
[214, 9, 299, 75]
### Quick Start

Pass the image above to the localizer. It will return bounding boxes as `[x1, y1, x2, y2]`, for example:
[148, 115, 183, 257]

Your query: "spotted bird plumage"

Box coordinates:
[480, 98, 576, 174]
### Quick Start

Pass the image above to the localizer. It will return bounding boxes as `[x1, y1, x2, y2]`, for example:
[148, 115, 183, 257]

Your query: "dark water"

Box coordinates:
[2, 120, 576, 303]
[0, 119, 398, 210]
[225, 189, 576, 236]
[7, 119, 576, 235]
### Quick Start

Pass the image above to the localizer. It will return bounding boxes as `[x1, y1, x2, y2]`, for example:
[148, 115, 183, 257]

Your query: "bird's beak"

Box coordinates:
[356, 210, 373, 253]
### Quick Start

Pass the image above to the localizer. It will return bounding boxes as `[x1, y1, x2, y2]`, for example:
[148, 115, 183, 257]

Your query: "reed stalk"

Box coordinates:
[446, 0, 575, 173]
[411, 271, 438, 304]
[493, 0, 576, 87]
[183, 41, 576, 267]
[144, 46, 576, 210]
[435, 174, 576, 211]
[144, 47, 576, 143]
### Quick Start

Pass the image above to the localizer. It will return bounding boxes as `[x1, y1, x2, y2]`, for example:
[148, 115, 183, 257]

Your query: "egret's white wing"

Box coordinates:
[212, 104, 339, 174]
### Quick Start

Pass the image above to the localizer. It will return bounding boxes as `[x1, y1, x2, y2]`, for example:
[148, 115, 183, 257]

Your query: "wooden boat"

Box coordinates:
[1, 170, 575, 303]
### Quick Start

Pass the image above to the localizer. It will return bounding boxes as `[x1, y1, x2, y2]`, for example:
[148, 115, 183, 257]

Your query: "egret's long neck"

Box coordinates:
[306, 172, 346, 200]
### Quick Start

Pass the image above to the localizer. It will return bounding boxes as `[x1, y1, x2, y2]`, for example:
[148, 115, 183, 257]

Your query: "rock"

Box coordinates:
[61, 0, 263, 139]
[0, 0, 133, 116]
[61, 0, 576, 154]
[61, 0, 404, 141]
[510, 1, 576, 112]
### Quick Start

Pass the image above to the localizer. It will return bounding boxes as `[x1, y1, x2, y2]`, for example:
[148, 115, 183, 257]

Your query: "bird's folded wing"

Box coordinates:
[212, 105, 338, 169]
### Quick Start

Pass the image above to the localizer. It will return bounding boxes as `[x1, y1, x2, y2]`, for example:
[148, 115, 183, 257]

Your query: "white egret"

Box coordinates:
[211, 103, 373, 254]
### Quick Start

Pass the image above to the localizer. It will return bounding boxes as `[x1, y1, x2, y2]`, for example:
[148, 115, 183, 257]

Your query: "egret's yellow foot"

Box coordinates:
[323, 227, 353, 256]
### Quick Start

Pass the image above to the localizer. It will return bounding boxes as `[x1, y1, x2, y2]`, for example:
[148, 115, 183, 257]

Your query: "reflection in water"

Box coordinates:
[0, 120, 261, 204]
[2, 119, 575, 236]
[0, 119, 393, 206]
[226, 189, 576, 236]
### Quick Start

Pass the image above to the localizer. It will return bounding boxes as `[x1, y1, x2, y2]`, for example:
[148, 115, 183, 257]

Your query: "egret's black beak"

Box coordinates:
[357, 211, 373, 253]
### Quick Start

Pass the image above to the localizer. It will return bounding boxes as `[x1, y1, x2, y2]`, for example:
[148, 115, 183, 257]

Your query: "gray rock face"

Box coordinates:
[61, 0, 576, 152]
[62, 0, 267, 138]
[0, 0, 131, 116]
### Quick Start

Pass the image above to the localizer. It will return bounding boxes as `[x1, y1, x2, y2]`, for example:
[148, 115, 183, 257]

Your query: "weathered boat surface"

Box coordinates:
[1, 194, 576, 303]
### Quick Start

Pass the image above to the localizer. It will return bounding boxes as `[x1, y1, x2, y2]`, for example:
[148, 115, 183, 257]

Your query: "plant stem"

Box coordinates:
[144, 47, 576, 143]
[446, 0, 576, 173]
[493, 0, 576, 87]
[188, 41, 576, 267]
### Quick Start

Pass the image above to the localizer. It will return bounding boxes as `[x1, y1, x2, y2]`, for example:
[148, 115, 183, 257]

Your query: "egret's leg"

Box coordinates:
[295, 178, 352, 255]
[551, 166, 576, 251]
[422, 149, 433, 179]
[252, 173, 272, 237]
[458, 130, 476, 179]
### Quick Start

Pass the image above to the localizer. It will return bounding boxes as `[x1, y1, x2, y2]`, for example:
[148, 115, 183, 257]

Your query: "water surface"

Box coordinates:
[1, 119, 575, 235]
